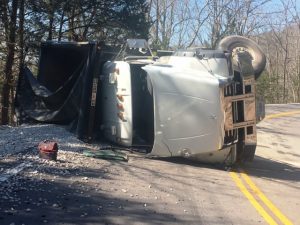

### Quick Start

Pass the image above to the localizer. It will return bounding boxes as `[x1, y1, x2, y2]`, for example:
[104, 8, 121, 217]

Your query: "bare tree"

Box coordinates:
[206, 0, 270, 48]
[149, 0, 209, 49]
[0, 0, 19, 124]
[256, 0, 300, 103]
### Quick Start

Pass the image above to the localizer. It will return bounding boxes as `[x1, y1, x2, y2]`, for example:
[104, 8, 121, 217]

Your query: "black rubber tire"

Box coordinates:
[217, 35, 266, 79]
[236, 142, 256, 162]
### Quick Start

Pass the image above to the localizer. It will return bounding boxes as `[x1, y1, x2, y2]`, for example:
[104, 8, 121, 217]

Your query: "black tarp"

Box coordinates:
[15, 42, 101, 140]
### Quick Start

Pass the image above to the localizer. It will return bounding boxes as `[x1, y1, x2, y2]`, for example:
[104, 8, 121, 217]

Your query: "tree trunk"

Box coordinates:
[155, 0, 159, 48]
[276, 47, 279, 103]
[18, 0, 25, 72]
[47, 11, 54, 40]
[0, 1, 9, 38]
[10, 0, 25, 125]
[1, 0, 18, 125]
[68, 6, 77, 41]
[283, 41, 288, 103]
[58, 9, 65, 41]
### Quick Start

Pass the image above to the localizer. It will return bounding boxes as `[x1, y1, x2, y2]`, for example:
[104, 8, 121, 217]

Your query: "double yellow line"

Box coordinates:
[229, 110, 300, 224]
[230, 169, 293, 225]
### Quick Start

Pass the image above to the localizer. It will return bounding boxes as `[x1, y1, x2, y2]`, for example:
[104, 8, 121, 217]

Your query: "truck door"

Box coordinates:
[101, 61, 133, 146]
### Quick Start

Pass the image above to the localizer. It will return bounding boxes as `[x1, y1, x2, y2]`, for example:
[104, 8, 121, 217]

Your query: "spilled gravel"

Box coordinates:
[0, 124, 99, 157]
[0, 124, 201, 225]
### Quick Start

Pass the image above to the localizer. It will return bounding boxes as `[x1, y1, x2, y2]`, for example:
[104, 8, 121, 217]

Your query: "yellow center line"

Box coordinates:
[230, 171, 279, 225]
[265, 110, 300, 120]
[229, 109, 298, 224]
[239, 169, 293, 225]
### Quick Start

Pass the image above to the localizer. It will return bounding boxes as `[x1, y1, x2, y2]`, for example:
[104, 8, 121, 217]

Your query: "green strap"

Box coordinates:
[83, 150, 128, 161]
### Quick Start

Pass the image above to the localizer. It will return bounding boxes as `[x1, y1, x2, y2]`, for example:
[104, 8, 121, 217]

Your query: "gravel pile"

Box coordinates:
[0, 124, 198, 225]
[0, 124, 100, 157]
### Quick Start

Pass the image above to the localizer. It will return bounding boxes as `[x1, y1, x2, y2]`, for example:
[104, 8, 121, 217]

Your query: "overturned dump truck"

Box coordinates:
[15, 36, 266, 165]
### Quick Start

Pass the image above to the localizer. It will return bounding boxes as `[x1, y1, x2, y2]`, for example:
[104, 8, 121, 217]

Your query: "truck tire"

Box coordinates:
[236, 142, 256, 162]
[217, 35, 266, 79]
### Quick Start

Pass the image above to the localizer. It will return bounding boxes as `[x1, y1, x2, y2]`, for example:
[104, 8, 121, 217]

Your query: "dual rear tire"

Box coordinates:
[236, 142, 256, 162]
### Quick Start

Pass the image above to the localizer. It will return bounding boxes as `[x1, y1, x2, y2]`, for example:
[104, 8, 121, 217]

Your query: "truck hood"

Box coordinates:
[143, 62, 228, 157]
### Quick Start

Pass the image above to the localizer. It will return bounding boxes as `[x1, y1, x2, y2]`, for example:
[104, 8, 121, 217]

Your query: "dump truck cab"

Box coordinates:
[100, 37, 266, 164]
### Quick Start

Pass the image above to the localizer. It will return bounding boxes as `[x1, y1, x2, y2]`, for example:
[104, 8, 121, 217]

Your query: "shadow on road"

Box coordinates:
[0, 158, 193, 225]
[243, 156, 300, 183]
[154, 157, 225, 170]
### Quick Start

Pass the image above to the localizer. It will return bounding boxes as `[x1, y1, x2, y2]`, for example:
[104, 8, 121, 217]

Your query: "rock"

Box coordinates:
[80, 212, 88, 217]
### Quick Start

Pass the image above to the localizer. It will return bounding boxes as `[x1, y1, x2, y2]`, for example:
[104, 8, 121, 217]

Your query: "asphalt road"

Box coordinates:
[0, 104, 299, 225]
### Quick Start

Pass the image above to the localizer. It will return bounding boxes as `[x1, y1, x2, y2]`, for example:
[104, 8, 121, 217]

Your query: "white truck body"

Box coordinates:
[100, 53, 255, 163]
